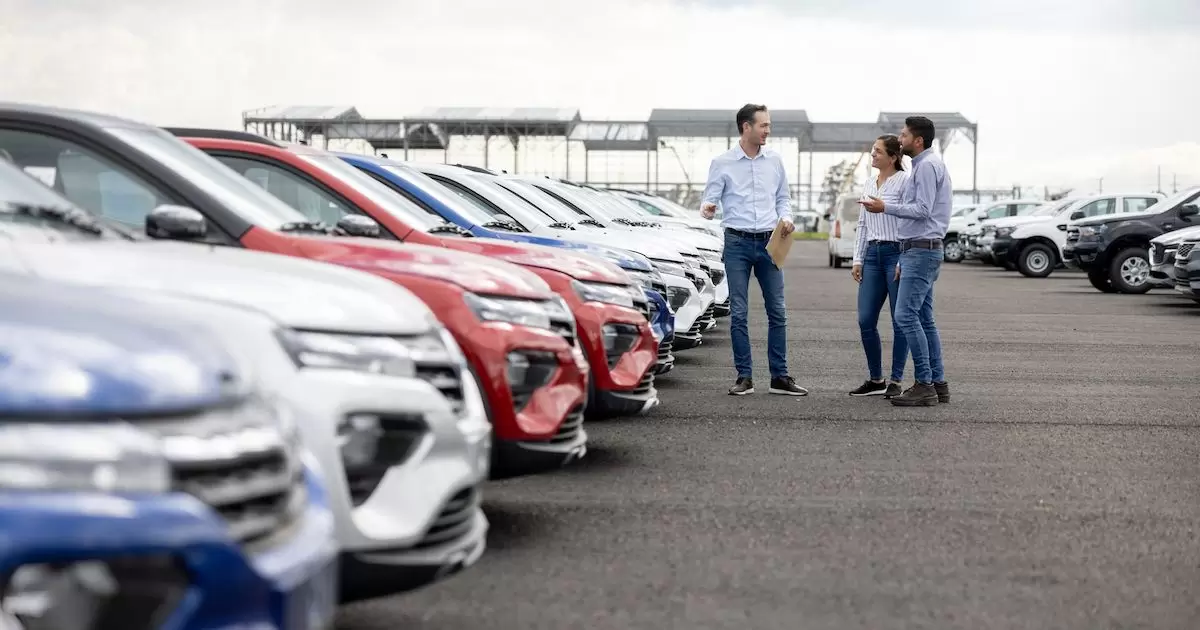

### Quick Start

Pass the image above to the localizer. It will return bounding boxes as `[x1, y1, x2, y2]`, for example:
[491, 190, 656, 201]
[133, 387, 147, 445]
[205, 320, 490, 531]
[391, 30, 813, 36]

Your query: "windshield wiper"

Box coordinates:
[428, 223, 475, 237]
[579, 218, 606, 228]
[614, 217, 657, 228]
[4, 202, 106, 236]
[547, 221, 576, 230]
[279, 220, 334, 235]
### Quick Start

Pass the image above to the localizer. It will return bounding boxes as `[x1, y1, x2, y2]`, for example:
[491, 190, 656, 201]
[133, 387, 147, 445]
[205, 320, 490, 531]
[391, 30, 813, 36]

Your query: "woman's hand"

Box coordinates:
[851, 263, 863, 284]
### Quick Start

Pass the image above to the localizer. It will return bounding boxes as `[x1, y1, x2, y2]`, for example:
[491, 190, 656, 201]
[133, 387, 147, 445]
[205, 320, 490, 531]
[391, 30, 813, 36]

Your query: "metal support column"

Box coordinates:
[972, 125, 979, 203]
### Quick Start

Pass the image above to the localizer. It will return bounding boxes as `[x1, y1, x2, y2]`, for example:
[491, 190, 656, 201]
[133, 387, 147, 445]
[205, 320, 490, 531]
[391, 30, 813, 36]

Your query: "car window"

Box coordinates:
[0, 128, 172, 232]
[985, 205, 1011, 219]
[1014, 203, 1042, 215]
[630, 198, 665, 216]
[1078, 198, 1116, 217]
[213, 155, 354, 226]
[1123, 197, 1158, 213]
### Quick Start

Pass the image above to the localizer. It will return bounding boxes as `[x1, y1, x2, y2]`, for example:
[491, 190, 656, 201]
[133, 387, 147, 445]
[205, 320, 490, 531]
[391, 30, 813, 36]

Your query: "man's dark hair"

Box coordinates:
[736, 104, 768, 134]
[904, 116, 936, 150]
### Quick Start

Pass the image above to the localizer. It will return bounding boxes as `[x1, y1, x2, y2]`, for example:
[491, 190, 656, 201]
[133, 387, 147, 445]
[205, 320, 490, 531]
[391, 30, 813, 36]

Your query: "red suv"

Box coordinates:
[171, 130, 660, 420]
[0, 103, 586, 477]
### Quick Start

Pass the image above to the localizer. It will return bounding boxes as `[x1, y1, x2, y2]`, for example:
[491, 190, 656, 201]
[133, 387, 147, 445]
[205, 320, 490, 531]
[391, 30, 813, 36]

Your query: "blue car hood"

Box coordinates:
[0, 274, 243, 416]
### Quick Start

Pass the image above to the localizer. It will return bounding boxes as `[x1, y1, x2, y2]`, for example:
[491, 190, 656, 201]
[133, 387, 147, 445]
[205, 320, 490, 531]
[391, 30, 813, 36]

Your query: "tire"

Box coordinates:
[1017, 243, 1056, 278]
[833, 256, 843, 269]
[1109, 246, 1152, 294]
[943, 236, 964, 263]
[828, 252, 834, 267]
[1088, 266, 1117, 293]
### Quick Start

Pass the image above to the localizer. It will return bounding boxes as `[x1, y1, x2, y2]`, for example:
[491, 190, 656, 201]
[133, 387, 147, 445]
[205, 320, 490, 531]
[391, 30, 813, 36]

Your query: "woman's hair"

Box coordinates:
[877, 134, 904, 171]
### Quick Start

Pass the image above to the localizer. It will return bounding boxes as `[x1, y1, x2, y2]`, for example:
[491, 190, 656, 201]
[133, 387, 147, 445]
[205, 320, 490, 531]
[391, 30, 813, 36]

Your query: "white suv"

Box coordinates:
[958, 199, 1046, 263]
[1006, 192, 1163, 277]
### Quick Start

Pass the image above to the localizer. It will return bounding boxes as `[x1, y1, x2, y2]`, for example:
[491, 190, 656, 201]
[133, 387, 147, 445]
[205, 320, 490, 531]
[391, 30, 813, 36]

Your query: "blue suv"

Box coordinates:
[0, 274, 338, 630]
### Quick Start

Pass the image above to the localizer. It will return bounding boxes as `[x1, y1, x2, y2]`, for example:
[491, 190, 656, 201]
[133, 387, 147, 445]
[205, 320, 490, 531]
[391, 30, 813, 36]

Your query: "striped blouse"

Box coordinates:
[853, 169, 911, 264]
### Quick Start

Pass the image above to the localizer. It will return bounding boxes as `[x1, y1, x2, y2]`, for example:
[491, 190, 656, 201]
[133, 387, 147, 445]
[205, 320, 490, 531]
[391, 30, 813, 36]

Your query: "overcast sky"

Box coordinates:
[2, 0, 1198, 195]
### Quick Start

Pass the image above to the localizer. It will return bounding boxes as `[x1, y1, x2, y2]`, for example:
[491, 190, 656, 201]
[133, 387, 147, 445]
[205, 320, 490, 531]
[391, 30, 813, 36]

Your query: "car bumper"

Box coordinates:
[1062, 241, 1101, 269]
[644, 288, 676, 373]
[663, 273, 705, 349]
[574, 300, 659, 415]
[1173, 260, 1200, 298]
[991, 236, 1013, 260]
[0, 465, 339, 630]
[282, 367, 491, 592]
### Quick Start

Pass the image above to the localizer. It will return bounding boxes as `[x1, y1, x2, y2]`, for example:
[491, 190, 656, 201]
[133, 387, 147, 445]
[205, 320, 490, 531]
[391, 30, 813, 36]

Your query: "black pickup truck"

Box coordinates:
[1063, 186, 1200, 293]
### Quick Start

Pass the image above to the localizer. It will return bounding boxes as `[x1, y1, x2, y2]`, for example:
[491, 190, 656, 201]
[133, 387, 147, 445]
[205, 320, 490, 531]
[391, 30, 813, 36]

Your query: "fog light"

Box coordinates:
[3, 556, 187, 630]
[506, 351, 558, 412]
[337, 414, 383, 470]
[601, 324, 640, 369]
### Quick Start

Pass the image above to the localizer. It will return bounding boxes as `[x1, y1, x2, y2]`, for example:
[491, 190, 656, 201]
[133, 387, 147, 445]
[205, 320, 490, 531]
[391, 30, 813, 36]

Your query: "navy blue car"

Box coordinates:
[0, 273, 338, 630]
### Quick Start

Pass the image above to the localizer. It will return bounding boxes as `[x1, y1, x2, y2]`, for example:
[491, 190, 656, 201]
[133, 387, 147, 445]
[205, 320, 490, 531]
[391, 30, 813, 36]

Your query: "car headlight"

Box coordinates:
[1079, 224, 1107, 238]
[463, 292, 551, 330]
[0, 422, 171, 493]
[277, 329, 450, 377]
[666, 285, 692, 311]
[697, 248, 722, 263]
[625, 268, 664, 291]
[572, 279, 635, 309]
[651, 259, 688, 278]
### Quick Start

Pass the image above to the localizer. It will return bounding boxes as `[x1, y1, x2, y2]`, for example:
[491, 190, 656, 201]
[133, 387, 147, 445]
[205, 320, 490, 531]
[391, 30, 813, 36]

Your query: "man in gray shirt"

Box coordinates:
[859, 116, 952, 406]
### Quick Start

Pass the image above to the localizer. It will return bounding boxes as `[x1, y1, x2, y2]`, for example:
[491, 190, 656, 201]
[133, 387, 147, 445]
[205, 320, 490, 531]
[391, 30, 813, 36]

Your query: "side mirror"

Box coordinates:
[336, 214, 381, 238]
[146, 204, 207, 240]
[1179, 204, 1199, 218]
[1069, 211, 1084, 220]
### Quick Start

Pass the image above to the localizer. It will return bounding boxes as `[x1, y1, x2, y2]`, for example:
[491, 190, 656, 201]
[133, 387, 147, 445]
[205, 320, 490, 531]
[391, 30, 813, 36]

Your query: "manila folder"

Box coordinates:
[765, 219, 793, 269]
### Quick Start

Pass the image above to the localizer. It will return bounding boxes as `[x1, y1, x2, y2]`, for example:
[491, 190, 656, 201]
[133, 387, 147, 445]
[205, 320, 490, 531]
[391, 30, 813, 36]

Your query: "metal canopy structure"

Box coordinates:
[242, 105, 980, 202]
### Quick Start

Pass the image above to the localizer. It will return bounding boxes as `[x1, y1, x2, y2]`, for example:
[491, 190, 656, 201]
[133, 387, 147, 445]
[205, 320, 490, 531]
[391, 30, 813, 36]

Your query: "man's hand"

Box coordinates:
[700, 202, 717, 220]
[779, 217, 795, 235]
[859, 196, 885, 213]
[851, 263, 863, 284]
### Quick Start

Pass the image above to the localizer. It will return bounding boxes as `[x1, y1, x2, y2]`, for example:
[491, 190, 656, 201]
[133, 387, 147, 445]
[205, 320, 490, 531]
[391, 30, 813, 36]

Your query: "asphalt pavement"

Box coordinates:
[338, 242, 1200, 630]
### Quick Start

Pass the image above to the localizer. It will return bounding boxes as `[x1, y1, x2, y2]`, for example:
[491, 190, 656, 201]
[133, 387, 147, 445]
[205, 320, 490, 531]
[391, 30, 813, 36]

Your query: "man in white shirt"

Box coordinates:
[700, 104, 806, 397]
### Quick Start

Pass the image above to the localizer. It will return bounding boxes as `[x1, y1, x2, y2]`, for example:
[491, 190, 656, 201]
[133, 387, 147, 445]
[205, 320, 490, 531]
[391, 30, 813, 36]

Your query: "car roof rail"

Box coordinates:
[452, 163, 501, 175]
[163, 128, 284, 147]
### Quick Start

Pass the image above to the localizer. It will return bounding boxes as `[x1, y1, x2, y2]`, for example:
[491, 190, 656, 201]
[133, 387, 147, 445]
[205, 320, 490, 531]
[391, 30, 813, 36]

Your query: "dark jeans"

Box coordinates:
[857, 241, 907, 383]
[723, 230, 788, 379]
[895, 247, 945, 384]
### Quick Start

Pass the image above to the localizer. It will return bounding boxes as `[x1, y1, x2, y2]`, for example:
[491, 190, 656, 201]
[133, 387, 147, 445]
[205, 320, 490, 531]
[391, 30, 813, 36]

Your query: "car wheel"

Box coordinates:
[828, 252, 834, 267]
[1088, 266, 1117, 293]
[943, 237, 963, 263]
[833, 256, 843, 269]
[1109, 246, 1152, 294]
[1018, 243, 1056, 278]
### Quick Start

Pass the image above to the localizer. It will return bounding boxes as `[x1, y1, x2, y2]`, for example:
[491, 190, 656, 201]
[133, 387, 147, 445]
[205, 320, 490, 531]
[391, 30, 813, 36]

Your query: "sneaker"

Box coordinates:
[883, 382, 903, 399]
[934, 381, 950, 404]
[728, 377, 754, 396]
[769, 376, 809, 396]
[890, 382, 939, 407]
[849, 380, 887, 397]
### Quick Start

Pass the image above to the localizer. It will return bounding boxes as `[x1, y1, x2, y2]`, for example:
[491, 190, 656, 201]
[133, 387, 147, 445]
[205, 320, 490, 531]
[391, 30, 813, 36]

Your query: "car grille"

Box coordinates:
[1065, 227, 1080, 245]
[414, 355, 465, 418]
[631, 369, 655, 397]
[550, 404, 585, 444]
[657, 335, 673, 363]
[151, 402, 305, 548]
[1151, 242, 1167, 265]
[547, 305, 577, 348]
[1179, 243, 1195, 259]
[700, 303, 716, 323]
[343, 413, 428, 507]
[412, 486, 480, 550]
[633, 292, 651, 320]
[650, 278, 668, 298]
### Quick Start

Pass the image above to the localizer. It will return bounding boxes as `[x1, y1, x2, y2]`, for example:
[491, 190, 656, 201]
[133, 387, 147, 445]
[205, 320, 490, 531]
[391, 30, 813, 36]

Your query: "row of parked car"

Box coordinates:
[936, 186, 1200, 300]
[0, 101, 732, 629]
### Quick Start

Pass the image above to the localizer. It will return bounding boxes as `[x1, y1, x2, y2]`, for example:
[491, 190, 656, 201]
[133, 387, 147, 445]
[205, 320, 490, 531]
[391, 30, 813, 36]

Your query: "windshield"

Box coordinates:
[0, 159, 126, 241]
[497, 179, 588, 224]
[539, 182, 614, 224]
[298, 154, 443, 230]
[106, 126, 309, 228]
[1033, 199, 1074, 217]
[378, 163, 496, 226]
[635, 196, 689, 218]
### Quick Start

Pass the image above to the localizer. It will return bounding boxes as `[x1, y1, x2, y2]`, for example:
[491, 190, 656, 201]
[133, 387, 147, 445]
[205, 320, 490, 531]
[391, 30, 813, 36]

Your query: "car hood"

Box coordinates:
[438, 236, 631, 284]
[552, 228, 689, 263]
[1072, 209, 1161, 228]
[478, 232, 652, 272]
[292, 235, 553, 299]
[0, 240, 439, 335]
[0, 273, 243, 415]
[1151, 224, 1200, 246]
[642, 226, 722, 252]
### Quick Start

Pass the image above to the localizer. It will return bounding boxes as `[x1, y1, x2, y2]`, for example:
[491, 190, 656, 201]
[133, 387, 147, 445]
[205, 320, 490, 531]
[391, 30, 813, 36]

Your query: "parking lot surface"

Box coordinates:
[338, 242, 1200, 630]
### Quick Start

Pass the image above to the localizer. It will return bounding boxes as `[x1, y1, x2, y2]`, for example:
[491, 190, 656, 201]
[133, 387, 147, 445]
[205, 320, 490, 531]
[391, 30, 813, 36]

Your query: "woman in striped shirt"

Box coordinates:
[848, 135, 911, 398]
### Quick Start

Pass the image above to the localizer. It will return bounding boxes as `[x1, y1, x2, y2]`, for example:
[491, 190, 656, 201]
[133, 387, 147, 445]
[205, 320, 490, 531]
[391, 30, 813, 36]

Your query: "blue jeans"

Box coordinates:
[723, 231, 788, 379]
[894, 247, 945, 384]
[857, 242, 907, 383]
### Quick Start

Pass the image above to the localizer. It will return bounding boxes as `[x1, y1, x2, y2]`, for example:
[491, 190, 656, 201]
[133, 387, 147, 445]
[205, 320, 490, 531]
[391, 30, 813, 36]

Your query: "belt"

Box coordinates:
[868, 239, 899, 246]
[900, 238, 944, 251]
[725, 227, 774, 240]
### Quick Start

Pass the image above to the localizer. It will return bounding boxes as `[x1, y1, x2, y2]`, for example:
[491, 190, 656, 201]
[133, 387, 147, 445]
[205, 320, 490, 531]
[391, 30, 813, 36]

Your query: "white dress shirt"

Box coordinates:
[853, 169, 910, 264]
